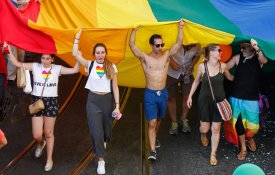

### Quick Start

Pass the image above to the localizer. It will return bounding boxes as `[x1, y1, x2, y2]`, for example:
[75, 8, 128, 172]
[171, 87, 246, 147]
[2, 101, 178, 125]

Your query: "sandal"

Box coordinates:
[237, 150, 247, 160]
[248, 139, 256, 152]
[201, 135, 209, 147]
[210, 153, 217, 166]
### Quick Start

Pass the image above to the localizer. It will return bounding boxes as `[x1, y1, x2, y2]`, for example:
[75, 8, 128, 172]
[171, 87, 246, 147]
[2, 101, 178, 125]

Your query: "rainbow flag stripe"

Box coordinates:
[1, 0, 274, 87]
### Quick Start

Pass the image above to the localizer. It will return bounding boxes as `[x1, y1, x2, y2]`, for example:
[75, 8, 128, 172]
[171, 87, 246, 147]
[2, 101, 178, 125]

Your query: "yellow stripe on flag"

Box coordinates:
[183, 20, 234, 45]
[96, 0, 157, 28]
[36, 0, 98, 28]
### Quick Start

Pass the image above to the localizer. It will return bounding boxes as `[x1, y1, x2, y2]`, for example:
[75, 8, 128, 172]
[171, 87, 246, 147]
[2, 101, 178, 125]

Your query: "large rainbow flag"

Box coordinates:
[1, 0, 275, 88]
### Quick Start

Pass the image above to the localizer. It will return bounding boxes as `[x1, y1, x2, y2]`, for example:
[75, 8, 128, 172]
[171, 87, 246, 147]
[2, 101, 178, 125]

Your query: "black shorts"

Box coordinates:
[31, 95, 59, 117]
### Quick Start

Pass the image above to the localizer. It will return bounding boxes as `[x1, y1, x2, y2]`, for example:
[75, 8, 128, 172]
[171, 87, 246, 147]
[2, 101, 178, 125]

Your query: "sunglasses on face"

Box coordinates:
[240, 44, 250, 50]
[154, 43, 165, 48]
[214, 49, 222, 53]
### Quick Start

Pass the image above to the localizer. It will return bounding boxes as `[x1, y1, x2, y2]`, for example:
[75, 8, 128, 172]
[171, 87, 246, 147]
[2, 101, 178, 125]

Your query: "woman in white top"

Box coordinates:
[6, 43, 79, 171]
[73, 30, 121, 175]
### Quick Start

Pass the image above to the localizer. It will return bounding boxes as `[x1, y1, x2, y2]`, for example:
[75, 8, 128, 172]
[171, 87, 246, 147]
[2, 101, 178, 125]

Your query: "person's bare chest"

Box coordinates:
[142, 56, 168, 72]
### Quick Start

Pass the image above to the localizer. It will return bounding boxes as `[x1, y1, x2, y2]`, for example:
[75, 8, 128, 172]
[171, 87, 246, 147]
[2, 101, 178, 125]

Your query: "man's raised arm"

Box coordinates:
[129, 27, 145, 61]
[250, 39, 268, 65]
[168, 20, 184, 56]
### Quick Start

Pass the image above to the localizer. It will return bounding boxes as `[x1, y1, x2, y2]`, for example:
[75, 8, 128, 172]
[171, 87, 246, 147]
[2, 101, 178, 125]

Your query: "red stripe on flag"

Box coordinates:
[0, 48, 8, 88]
[0, 0, 56, 54]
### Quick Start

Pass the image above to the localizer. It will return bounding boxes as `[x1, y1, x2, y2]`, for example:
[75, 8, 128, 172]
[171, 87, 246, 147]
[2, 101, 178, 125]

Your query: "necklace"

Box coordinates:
[242, 52, 255, 63]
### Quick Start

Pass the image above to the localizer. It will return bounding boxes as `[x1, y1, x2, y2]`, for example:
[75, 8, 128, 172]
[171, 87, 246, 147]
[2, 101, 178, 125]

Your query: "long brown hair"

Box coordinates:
[202, 43, 219, 62]
[93, 43, 115, 79]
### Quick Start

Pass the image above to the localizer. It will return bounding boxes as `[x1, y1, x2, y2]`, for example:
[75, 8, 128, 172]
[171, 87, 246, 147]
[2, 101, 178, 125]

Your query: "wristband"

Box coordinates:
[256, 48, 262, 54]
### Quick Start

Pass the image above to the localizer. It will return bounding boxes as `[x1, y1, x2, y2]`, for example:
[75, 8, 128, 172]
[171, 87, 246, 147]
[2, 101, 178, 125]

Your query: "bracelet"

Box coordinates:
[256, 48, 262, 54]
[75, 38, 79, 40]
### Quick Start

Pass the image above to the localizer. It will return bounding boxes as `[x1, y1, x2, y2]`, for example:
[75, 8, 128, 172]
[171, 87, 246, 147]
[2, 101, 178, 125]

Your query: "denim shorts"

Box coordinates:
[144, 88, 168, 121]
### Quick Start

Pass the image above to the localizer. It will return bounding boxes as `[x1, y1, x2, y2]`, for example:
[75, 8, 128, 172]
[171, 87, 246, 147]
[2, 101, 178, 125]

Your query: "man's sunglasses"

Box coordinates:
[154, 43, 165, 48]
[240, 44, 250, 50]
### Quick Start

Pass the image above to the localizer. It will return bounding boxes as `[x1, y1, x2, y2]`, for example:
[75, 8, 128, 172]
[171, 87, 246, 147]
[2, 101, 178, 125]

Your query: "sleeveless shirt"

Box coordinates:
[231, 53, 260, 100]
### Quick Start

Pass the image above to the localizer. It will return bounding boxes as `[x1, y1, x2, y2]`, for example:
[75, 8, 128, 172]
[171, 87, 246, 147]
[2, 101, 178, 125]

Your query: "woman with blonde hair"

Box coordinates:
[187, 43, 233, 165]
[72, 30, 121, 175]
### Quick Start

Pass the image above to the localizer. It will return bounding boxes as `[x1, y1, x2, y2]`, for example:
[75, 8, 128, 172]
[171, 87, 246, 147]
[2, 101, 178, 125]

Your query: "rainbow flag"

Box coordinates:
[1, 0, 275, 87]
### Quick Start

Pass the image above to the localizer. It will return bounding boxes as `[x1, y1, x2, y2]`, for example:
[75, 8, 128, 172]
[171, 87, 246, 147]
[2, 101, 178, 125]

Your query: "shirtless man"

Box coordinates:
[129, 20, 184, 160]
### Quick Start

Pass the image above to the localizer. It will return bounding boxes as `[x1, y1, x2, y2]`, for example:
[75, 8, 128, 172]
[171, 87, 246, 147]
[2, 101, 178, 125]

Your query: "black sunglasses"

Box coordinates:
[240, 44, 251, 50]
[241, 45, 250, 50]
[214, 49, 222, 53]
[154, 43, 165, 48]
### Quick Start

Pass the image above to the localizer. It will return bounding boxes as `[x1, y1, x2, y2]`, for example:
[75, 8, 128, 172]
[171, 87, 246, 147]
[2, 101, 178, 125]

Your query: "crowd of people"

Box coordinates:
[0, 18, 269, 174]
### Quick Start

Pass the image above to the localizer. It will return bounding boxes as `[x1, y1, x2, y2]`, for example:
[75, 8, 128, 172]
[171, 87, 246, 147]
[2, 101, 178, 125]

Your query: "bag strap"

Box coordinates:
[40, 66, 52, 98]
[88, 61, 94, 75]
[204, 62, 216, 102]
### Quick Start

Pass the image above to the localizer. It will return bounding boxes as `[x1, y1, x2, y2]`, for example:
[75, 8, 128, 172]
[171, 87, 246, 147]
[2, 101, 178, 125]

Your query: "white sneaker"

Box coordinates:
[104, 142, 106, 149]
[97, 160, 105, 174]
[35, 140, 46, 158]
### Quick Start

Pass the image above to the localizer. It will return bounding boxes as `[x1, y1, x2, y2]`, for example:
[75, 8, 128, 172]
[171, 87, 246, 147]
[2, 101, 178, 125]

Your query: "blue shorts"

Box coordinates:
[144, 88, 168, 121]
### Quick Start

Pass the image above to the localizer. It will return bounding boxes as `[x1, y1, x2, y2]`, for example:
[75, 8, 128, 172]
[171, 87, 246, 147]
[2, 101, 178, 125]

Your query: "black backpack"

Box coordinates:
[88, 61, 94, 75]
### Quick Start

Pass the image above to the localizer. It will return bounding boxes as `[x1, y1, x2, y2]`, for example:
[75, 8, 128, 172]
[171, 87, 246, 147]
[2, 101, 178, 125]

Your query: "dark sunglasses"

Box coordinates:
[240, 44, 250, 50]
[154, 43, 165, 48]
[214, 49, 222, 53]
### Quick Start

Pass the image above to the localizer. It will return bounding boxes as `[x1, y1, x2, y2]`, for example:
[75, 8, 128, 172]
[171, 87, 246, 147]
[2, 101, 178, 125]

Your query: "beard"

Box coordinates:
[243, 50, 255, 58]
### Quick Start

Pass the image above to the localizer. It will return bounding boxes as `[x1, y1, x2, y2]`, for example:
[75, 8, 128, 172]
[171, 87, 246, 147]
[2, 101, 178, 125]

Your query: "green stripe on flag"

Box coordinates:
[148, 0, 241, 35]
